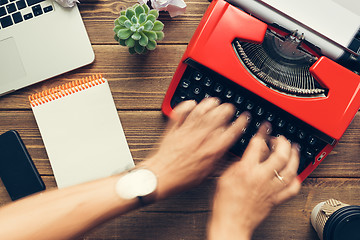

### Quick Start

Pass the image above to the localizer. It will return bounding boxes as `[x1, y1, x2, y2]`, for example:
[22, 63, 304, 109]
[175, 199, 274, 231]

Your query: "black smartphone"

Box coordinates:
[0, 130, 45, 201]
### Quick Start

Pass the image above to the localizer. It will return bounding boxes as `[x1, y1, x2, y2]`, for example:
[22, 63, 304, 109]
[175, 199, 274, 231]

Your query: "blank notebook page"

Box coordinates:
[29, 76, 134, 188]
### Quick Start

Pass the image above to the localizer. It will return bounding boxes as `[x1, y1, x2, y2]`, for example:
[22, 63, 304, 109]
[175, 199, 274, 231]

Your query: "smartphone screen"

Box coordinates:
[0, 130, 45, 200]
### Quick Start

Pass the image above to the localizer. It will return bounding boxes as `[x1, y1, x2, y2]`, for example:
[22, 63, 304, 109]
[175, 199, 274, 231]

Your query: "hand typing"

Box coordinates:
[141, 98, 250, 200]
[208, 123, 301, 240]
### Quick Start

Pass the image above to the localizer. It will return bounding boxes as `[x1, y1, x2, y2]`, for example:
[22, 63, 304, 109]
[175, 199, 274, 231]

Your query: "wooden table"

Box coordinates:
[1, 0, 360, 239]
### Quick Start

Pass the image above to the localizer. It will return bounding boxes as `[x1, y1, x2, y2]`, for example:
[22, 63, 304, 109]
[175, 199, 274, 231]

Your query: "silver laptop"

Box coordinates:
[0, 0, 94, 96]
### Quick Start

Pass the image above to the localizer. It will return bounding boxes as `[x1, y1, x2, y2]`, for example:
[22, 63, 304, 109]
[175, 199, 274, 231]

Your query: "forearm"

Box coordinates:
[208, 223, 251, 240]
[207, 205, 253, 240]
[0, 173, 139, 240]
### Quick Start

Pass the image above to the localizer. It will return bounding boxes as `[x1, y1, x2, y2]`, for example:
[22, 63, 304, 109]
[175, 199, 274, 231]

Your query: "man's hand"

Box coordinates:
[141, 98, 251, 201]
[208, 123, 301, 240]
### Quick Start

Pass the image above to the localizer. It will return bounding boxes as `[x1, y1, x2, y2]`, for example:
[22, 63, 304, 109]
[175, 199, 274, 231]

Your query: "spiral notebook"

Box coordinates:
[29, 75, 134, 188]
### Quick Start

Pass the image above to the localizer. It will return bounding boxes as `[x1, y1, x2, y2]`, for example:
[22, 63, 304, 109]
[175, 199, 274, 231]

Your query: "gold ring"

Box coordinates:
[274, 170, 286, 185]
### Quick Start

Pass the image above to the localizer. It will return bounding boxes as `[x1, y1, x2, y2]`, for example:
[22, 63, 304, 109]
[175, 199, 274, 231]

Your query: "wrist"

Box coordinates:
[114, 167, 158, 206]
[208, 189, 254, 240]
[137, 156, 179, 201]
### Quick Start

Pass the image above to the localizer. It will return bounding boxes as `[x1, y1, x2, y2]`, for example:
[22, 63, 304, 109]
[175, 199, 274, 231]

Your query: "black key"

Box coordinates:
[0, 6, 6, 17]
[255, 106, 264, 116]
[178, 92, 187, 101]
[276, 118, 286, 128]
[304, 148, 315, 159]
[43, 5, 52, 13]
[6, 3, 16, 14]
[0, 15, 12, 28]
[180, 79, 190, 89]
[287, 124, 296, 134]
[273, 132, 282, 138]
[213, 83, 223, 94]
[12, 11, 22, 23]
[245, 100, 254, 110]
[204, 93, 212, 98]
[242, 127, 248, 135]
[32, 4, 42, 16]
[308, 136, 317, 146]
[234, 95, 244, 105]
[224, 89, 233, 100]
[0, 0, 8, 6]
[297, 130, 306, 140]
[192, 71, 202, 81]
[234, 109, 242, 118]
[254, 120, 262, 130]
[203, 77, 212, 87]
[171, 91, 187, 107]
[173, 89, 188, 104]
[26, 0, 43, 6]
[16, 0, 26, 9]
[236, 137, 248, 150]
[23, 12, 32, 19]
[193, 86, 201, 95]
[265, 112, 275, 122]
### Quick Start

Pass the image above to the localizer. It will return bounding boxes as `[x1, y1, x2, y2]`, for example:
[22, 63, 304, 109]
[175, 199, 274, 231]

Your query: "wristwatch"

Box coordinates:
[115, 168, 158, 205]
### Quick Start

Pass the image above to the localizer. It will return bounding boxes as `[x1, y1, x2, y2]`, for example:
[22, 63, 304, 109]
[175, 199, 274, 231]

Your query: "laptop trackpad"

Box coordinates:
[0, 37, 26, 85]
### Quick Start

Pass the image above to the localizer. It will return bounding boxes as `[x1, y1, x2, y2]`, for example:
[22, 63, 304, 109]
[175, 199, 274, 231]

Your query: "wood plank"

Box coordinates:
[0, 45, 185, 110]
[79, 0, 209, 45]
[0, 111, 360, 178]
[0, 178, 359, 240]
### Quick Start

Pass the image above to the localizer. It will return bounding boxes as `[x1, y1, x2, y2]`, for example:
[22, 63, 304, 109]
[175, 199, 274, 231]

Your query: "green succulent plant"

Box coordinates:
[114, 3, 165, 54]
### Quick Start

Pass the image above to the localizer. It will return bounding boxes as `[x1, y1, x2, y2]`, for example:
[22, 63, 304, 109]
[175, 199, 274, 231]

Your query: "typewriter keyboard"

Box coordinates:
[170, 61, 333, 173]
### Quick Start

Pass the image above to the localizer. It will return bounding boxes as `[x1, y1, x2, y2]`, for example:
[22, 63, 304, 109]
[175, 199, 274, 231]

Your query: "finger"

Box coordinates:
[216, 111, 251, 150]
[262, 136, 292, 173]
[200, 103, 236, 130]
[278, 144, 300, 184]
[254, 121, 272, 139]
[241, 122, 272, 165]
[273, 178, 301, 205]
[168, 100, 197, 130]
[184, 97, 220, 123]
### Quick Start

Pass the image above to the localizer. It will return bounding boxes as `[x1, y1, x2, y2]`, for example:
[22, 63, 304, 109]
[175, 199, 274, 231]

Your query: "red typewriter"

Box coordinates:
[162, 0, 360, 181]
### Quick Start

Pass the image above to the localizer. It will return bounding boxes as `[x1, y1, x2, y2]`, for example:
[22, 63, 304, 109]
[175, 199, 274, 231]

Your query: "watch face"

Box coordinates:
[115, 168, 157, 199]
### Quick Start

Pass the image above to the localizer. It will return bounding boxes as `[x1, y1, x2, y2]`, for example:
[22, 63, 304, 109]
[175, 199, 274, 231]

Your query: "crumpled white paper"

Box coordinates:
[139, 0, 186, 17]
[55, 0, 79, 8]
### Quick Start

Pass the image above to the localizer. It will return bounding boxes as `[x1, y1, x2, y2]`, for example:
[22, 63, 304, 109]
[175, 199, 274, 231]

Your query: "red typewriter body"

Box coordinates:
[162, 0, 360, 181]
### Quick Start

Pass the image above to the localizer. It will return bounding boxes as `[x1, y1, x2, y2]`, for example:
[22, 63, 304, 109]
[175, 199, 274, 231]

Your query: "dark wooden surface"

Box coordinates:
[1, 0, 360, 239]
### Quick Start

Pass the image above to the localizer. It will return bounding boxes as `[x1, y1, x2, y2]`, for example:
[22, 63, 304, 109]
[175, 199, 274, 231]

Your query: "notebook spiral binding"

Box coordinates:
[29, 74, 105, 107]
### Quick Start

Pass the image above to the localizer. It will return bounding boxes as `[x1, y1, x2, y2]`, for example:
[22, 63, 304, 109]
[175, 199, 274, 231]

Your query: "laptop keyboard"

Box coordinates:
[170, 60, 334, 174]
[0, 0, 53, 30]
